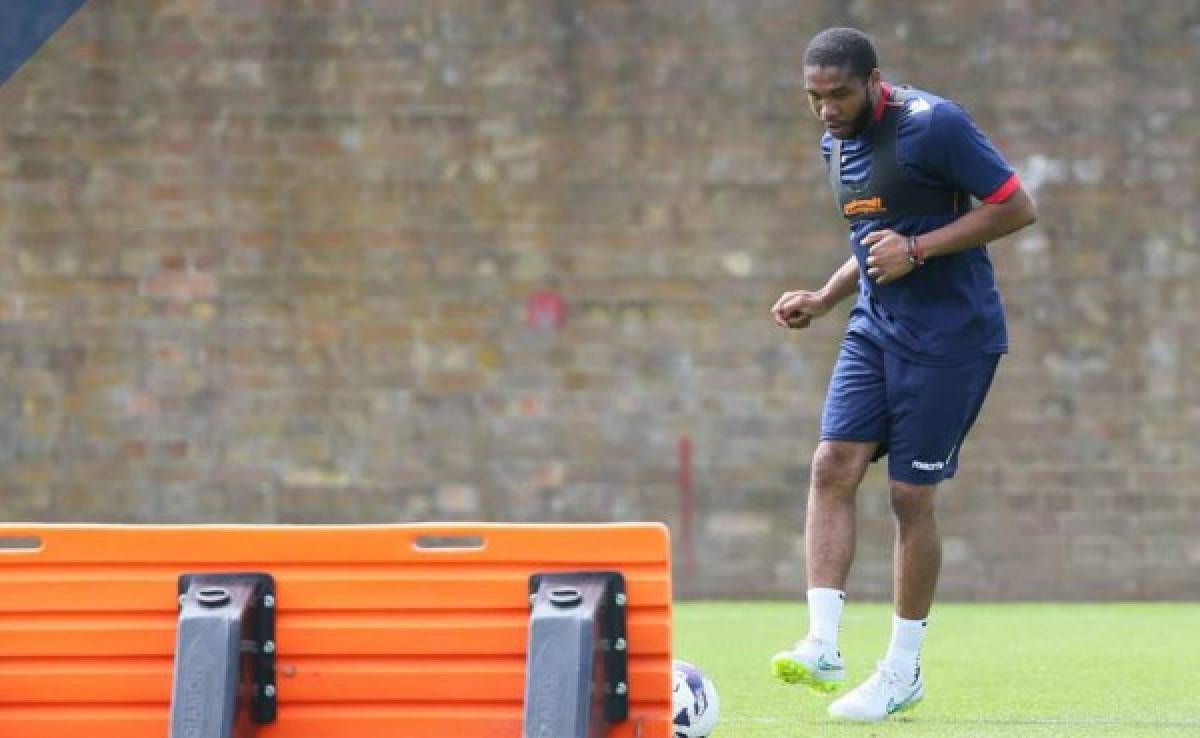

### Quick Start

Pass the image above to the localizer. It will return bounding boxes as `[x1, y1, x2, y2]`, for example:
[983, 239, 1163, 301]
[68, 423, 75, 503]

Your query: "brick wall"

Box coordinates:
[1, 1, 1196, 599]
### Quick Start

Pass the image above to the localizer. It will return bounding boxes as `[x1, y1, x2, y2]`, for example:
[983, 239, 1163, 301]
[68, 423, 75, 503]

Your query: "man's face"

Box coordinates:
[804, 65, 879, 139]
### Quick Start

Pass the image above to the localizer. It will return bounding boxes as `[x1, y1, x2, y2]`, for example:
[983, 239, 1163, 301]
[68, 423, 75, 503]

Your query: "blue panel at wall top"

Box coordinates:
[0, 0, 89, 87]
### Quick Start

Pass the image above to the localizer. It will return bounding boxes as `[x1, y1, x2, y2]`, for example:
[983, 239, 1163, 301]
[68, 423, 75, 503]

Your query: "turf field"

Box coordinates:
[673, 602, 1200, 737]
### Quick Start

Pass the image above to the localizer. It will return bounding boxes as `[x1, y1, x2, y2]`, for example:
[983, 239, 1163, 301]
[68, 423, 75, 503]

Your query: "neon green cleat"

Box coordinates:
[770, 638, 845, 693]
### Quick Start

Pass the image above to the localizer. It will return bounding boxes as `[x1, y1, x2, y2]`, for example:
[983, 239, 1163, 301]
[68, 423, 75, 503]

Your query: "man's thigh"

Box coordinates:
[821, 333, 888, 454]
[885, 353, 1001, 485]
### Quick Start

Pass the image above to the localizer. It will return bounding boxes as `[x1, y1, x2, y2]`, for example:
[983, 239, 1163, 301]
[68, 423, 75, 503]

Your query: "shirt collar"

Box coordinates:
[873, 81, 893, 123]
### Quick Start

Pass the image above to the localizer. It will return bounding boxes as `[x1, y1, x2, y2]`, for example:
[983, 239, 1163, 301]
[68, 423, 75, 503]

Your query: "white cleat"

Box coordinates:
[770, 637, 845, 693]
[828, 662, 924, 721]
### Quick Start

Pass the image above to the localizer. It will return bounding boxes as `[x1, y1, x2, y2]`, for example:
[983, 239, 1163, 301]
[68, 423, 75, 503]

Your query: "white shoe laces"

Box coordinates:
[794, 637, 838, 657]
[855, 663, 905, 700]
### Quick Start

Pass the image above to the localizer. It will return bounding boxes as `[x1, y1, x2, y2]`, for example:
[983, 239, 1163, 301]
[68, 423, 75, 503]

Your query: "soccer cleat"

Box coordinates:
[828, 661, 924, 721]
[770, 637, 845, 693]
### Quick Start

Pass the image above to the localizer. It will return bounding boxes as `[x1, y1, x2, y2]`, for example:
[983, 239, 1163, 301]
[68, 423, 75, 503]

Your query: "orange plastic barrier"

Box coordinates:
[0, 524, 673, 737]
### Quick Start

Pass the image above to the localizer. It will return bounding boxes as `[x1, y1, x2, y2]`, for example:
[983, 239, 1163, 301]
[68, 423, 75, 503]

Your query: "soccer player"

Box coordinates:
[768, 27, 1038, 721]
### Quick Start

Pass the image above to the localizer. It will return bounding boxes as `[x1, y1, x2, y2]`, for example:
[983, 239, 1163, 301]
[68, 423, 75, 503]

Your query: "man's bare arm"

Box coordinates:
[863, 187, 1038, 284]
[816, 256, 862, 308]
[917, 187, 1038, 259]
[771, 256, 860, 329]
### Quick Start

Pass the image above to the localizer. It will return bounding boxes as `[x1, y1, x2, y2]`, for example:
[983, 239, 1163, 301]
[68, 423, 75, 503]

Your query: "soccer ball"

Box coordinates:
[672, 659, 719, 737]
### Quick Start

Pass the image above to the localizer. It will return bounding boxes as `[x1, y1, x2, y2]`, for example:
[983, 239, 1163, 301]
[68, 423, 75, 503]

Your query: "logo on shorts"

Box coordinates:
[912, 445, 956, 472]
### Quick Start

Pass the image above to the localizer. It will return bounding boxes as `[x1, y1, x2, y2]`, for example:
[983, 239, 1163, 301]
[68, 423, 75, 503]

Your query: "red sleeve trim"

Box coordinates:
[983, 173, 1020, 204]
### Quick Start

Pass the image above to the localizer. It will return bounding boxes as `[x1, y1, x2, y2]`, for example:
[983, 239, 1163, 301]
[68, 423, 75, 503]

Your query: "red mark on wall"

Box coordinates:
[525, 290, 566, 332]
[678, 434, 695, 580]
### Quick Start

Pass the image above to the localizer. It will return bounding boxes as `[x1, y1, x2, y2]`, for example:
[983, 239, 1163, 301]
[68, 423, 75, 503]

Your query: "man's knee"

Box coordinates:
[890, 481, 937, 522]
[811, 442, 871, 494]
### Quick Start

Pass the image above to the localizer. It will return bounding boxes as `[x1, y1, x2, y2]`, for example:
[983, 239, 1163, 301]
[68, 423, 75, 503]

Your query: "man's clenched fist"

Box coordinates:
[771, 290, 831, 331]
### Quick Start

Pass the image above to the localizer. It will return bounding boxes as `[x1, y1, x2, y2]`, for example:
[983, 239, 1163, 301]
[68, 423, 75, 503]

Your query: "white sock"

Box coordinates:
[883, 614, 927, 681]
[805, 587, 845, 645]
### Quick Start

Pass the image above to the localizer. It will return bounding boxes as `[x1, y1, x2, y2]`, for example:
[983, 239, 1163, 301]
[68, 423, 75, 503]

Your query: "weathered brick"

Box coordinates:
[0, 1, 1196, 598]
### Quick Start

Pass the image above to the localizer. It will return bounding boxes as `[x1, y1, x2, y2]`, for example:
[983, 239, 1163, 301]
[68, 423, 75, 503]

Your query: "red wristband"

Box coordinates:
[909, 235, 925, 266]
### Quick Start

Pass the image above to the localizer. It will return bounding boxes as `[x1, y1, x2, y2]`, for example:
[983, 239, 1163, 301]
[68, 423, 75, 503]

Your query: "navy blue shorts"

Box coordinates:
[820, 333, 1000, 485]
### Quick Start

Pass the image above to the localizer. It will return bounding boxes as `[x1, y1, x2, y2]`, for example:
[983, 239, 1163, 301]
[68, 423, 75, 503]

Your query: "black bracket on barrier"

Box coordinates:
[170, 573, 277, 738]
[525, 570, 628, 736]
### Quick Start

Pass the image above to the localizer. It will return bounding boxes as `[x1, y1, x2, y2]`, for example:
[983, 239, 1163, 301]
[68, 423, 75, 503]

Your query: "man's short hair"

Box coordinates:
[804, 27, 878, 82]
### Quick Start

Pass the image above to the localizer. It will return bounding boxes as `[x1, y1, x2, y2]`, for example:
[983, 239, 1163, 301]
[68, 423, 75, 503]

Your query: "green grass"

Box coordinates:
[673, 602, 1200, 737]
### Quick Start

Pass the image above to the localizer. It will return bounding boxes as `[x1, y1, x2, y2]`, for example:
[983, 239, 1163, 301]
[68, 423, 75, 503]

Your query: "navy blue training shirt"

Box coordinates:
[821, 83, 1020, 365]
